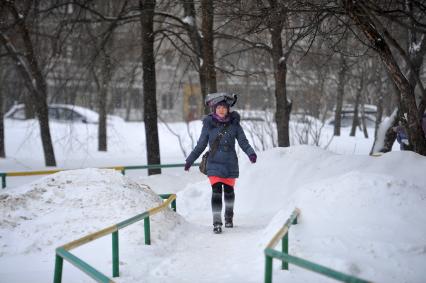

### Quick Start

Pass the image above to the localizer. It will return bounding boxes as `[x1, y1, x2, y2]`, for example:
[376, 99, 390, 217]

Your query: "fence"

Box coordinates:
[1, 163, 198, 188]
[264, 208, 372, 283]
[54, 193, 176, 283]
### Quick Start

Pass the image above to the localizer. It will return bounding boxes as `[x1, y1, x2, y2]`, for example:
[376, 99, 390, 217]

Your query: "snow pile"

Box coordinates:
[154, 146, 426, 282]
[237, 146, 426, 282]
[0, 168, 182, 257]
[237, 146, 426, 215]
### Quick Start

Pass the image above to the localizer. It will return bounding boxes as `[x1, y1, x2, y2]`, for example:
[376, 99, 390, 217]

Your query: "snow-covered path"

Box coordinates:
[139, 217, 267, 283]
[136, 174, 273, 283]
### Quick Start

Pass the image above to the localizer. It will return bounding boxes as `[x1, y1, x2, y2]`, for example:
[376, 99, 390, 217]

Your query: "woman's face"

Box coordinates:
[215, 105, 228, 118]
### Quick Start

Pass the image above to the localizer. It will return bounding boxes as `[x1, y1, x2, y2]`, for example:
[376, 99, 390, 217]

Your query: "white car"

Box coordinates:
[327, 114, 376, 128]
[5, 104, 123, 124]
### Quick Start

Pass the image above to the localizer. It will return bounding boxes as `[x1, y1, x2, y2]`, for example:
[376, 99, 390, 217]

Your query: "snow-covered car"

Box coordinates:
[236, 110, 322, 125]
[327, 104, 378, 128]
[5, 104, 123, 124]
[327, 114, 376, 128]
[235, 109, 274, 122]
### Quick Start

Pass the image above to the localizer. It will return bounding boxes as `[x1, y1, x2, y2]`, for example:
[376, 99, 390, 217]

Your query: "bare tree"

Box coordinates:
[373, 61, 385, 139]
[201, 0, 217, 97]
[140, 0, 161, 175]
[0, 41, 6, 158]
[268, 1, 292, 147]
[0, 1, 56, 166]
[350, 65, 365, 137]
[342, 0, 426, 155]
[360, 97, 369, 138]
[216, 0, 320, 147]
[0, 73, 4, 158]
[334, 52, 348, 136]
[180, 0, 217, 113]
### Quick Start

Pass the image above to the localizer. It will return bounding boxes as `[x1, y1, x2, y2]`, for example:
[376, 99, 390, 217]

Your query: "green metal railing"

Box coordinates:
[53, 193, 177, 283]
[1, 163, 199, 188]
[264, 208, 372, 283]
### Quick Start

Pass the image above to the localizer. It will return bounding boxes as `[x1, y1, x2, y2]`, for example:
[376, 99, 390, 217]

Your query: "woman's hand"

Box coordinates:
[249, 153, 257, 164]
[184, 162, 192, 171]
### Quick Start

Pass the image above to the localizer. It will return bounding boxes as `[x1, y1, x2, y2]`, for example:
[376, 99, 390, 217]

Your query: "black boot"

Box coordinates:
[213, 223, 222, 234]
[224, 184, 235, 228]
[211, 183, 223, 226]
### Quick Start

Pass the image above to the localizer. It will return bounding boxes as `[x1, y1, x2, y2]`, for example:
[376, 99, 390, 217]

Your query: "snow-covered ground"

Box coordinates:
[1, 118, 425, 282]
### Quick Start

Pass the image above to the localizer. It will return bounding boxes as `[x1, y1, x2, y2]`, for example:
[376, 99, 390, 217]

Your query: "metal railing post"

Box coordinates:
[112, 231, 119, 277]
[144, 217, 151, 245]
[171, 199, 176, 212]
[53, 254, 64, 283]
[265, 255, 273, 283]
[1, 174, 6, 189]
[282, 234, 289, 270]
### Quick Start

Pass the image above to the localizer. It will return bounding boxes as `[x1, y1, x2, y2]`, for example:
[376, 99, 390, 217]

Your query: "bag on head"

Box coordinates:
[205, 92, 237, 107]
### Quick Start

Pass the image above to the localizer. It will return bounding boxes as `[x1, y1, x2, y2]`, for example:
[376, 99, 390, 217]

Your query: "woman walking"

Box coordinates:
[184, 93, 257, 234]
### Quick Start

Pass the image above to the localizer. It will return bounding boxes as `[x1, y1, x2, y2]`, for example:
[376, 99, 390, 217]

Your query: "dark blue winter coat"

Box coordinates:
[186, 111, 255, 178]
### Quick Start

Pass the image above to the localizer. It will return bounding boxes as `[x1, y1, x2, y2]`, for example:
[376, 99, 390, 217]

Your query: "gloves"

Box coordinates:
[184, 162, 192, 171]
[249, 153, 257, 164]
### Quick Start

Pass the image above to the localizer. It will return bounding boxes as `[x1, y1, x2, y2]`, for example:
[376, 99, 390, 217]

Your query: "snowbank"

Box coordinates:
[164, 146, 426, 282]
[239, 146, 426, 282]
[0, 168, 182, 258]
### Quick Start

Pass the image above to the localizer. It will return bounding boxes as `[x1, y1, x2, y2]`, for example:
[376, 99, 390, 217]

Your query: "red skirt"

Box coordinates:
[208, 176, 236, 187]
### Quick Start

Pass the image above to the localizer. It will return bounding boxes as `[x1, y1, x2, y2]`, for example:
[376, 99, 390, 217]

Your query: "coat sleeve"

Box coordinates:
[186, 121, 209, 165]
[236, 123, 255, 157]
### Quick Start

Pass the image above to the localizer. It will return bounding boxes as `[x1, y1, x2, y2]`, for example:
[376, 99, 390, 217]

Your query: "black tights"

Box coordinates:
[211, 182, 235, 225]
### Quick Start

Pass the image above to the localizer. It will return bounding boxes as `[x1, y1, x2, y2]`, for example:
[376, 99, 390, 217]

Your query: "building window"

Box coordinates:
[161, 93, 173, 110]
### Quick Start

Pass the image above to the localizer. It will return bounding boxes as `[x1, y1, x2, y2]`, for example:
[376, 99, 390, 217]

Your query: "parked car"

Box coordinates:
[327, 114, 376, 128]
[5, 104, 122, 124]
[236, 109, 273, 122]
[327, 104, 378, 128]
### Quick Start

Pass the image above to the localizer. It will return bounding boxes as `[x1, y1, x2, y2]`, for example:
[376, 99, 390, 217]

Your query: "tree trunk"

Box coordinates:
[140, 0, 161, 175]
[21, 5, 56, 166]
[1, 33, 56, 166]
[181, 0, 209, 114]
[270, 21, 291, 147]
[382, 123, 398, 152]
[350, 91, 360, 137]
[313, 63, 326, 119]
[370, 110, 398, 154]
[350, 74, 364, 136]
[36, 98, 56, 166]
[201, 0, 217, 108]
[405, 0, 426, 117]
[96, 1, 120, 152]
[0, 87, 4, 158]
[23, 93, 36, 119]
[360, 96, 369, 139]
[375, 94, 384, 137]
[380, 77, 400, 151]
[6, 3, 56, 166]
[125, 93, 132, 121]
[334, 54, 347, 136]
[97, 55, 110, 152]
[125, 66, 138, 121]
[1, 3, 56, 166]
[374, 66, 384, 139]
[343, 0, 426, 155]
